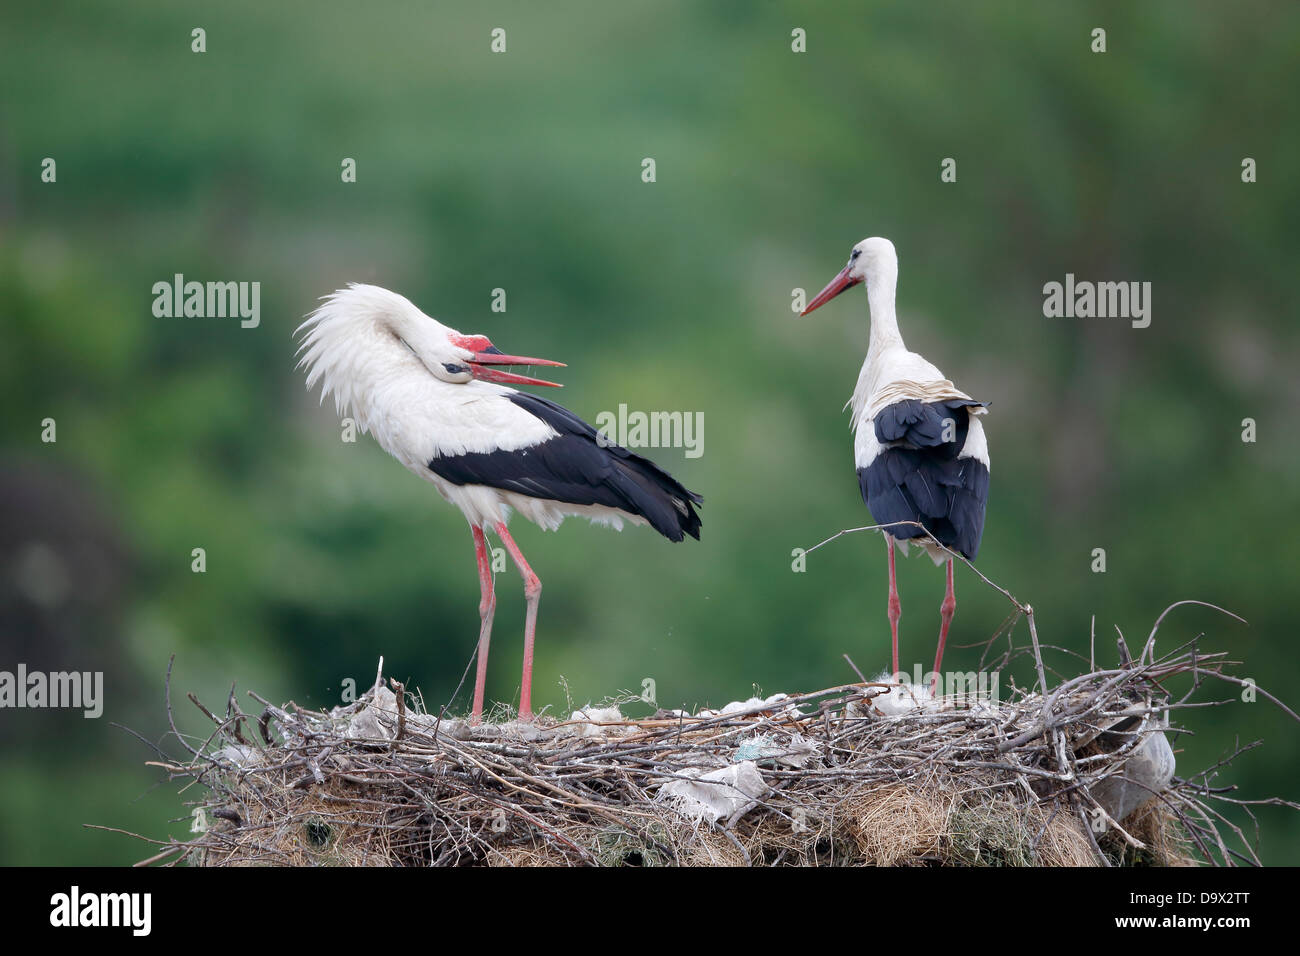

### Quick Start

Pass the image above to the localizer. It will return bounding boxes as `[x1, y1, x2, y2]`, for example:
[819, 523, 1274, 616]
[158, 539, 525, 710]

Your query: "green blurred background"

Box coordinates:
[2, 1, 1297, 865]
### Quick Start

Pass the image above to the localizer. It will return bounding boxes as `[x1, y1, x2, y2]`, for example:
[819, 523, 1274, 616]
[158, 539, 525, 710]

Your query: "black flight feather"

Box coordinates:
[859, 398, 989, 559]
[427, 392, 703, 542]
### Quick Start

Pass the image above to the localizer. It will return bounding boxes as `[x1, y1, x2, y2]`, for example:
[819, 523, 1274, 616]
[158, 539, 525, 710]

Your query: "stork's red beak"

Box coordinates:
[450, 334, 566, 387]
[470, 348, 566, 388]
[800, 265, 861, 316]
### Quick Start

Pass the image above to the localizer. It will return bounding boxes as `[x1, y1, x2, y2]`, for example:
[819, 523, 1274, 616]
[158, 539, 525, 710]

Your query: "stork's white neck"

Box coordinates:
[846, 255, 905, 429]
[865, 260, 904, 354]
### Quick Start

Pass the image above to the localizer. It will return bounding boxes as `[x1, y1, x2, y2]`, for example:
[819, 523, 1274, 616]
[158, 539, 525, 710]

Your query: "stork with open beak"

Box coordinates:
[297, 284, 702, 721]
[801, 238, 990, 693]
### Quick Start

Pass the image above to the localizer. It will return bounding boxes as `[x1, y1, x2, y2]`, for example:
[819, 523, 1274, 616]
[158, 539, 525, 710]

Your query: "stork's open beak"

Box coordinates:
[800, 265, 861, 316]
[470, 348, 565, 388]
[450, 336, 566, 387]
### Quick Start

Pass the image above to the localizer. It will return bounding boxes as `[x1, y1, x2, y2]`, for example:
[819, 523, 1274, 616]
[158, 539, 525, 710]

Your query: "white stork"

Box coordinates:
[801, 238, 989, 691]
[296, 284, 702, 721]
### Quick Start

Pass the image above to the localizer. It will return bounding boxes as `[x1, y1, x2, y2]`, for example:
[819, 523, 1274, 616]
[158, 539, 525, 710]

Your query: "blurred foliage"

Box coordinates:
[1, 0, 1297, 864]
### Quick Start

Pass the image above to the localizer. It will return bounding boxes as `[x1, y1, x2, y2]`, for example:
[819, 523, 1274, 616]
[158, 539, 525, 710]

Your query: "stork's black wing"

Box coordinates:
[858, 398, 989, 560]
[427, 393, 702, 542]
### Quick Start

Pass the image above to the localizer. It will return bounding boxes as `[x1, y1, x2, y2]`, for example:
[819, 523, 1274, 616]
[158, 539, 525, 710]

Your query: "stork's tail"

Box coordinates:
[609, 451, 703, 542]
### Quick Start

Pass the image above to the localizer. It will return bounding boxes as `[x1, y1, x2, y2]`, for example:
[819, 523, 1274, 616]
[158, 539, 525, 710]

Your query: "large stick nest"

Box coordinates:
[144, 604, 1295, 867]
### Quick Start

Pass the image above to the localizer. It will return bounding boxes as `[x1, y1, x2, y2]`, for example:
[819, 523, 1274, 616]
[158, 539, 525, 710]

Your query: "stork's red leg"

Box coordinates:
[470, 525, 496, 723]
[932, 558, 955, 695]
[494, 522, 542, 720]
[887, 537, 901, 676]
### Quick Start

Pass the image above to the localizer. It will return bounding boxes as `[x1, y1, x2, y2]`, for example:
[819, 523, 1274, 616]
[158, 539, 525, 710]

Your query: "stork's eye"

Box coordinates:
[850, 249, 861, 261]
[443, 363, 469, 374]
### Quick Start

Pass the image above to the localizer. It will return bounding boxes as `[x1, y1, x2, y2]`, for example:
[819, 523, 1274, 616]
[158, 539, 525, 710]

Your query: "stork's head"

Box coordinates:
[297, 284, 564, 418]
[800, 236, 897, 316]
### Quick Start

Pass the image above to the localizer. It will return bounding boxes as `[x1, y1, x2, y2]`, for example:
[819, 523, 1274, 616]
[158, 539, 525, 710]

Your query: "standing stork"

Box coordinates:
[296, 284, 702, 721]
[801, 238, 989, 691]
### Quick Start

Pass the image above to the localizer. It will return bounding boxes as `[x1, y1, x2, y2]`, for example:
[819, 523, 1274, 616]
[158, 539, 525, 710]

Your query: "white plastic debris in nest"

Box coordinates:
[557, 704, 634, 738]
[346, 685, 401, 740]
[688, 693, 801, 722]
[1092, 711, 1177, 822]
[719, 693, 801, 720]
[495, 719, 544, 742]
[660, 691, 800, 723]
[216, 744, 263, 767]
[341, 684, 472, 741]
[869, 672, 939, 715]
[658, 760, 772, 825]
[734, 732, 819, 768]
[865, 672, 1005, 717]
